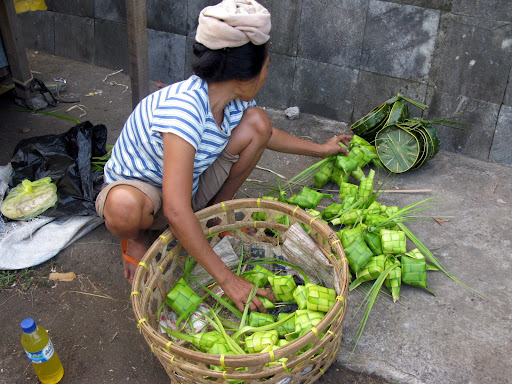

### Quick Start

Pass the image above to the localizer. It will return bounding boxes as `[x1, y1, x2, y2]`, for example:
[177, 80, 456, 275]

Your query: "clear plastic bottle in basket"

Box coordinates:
[20, 318, 64, 384]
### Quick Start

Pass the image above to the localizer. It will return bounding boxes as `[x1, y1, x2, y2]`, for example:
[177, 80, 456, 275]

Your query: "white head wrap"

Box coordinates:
[195, 0, 271, 50]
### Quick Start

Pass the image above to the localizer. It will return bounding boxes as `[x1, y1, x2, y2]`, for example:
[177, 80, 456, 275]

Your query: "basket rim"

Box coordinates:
[131, 198, 350, 367]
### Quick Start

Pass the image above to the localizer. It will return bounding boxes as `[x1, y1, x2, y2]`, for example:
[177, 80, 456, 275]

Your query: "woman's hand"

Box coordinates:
[218, 271, 275, 313]
[320, 134, 353, 157]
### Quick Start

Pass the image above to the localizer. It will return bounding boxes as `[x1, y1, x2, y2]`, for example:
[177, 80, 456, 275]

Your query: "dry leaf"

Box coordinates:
[49, 272, 77, 282]
[433, 218, 451, 225]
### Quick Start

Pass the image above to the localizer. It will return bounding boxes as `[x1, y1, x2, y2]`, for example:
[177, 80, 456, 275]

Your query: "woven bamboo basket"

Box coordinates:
[131, 198, 349, 384]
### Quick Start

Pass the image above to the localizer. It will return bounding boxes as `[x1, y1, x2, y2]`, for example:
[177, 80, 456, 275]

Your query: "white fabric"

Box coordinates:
[196, 0, 271, 50]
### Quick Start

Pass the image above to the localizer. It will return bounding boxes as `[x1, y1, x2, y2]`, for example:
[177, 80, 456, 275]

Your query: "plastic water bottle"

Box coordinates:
[20, 318, 64, 384]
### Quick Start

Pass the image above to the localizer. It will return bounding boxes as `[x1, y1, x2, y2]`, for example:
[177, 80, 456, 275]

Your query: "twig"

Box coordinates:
[110, 331, 119, 342]
[322, 188, 432, 194]
[255, 166, 287, 179]
[492, 183, 498, 194]
[0, 292, 17, 308]
[66, 104, 87, 118]
[106, 81, 129, 93]
[374, 189, 432, 194]
[245, 178, 265, 183]
[60, 290, 124, 301]
[102, 69, 123, 82]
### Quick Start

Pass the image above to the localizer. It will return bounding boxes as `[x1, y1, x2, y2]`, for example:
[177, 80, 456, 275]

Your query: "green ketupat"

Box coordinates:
[380, 229, 407, 254]
[321, 202, 344, 221]
[244, 330, 279, 353]
[294, 310, 325, 336]
[335, 155, 359, 173]
[401, 248, 435, 295]
[244, 265, 274, 287]
[208, 343, 235, 355]
[293, 285, 308, 309]
[165, 278, 202, 316]
[348, 146, 373, 168]
[313, 158, 335, 189]
[287, 187, 332, 209]
[304, 283, 336, 312]
[384, 256, 401, 302]
[330, 166, 349, 187]
[358, 169, 375, 202]
[363, 230, 383, 255]
[248, 312, 275, 327]
[268, 275, 297, 302]
[351, 166, 366, 182]
[349, 254, 386, 290]
[330, 209, 364, 226]
[339, 182, 358, 199]
[276, 313, 295, 337]
[258, 296, 276, 310]
[344, 235, 374, 274]
[341, 226, 365, 248]
[161, 328, 226, 352]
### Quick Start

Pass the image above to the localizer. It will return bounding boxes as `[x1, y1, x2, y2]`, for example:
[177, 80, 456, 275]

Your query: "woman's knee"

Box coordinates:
[242, 107, 272, 141]
[102, 186, 154, 237]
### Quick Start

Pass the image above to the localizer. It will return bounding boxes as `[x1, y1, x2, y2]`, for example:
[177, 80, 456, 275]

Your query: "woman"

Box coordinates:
[96, 0, 351, 313]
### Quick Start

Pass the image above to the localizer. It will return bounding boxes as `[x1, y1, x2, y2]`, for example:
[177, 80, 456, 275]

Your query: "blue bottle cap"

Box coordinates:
[21, 318, 37, 333]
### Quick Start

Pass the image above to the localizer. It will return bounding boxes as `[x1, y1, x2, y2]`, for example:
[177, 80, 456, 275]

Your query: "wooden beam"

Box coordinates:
[0, 0, 35, 100]
[126, 0, 149, 109]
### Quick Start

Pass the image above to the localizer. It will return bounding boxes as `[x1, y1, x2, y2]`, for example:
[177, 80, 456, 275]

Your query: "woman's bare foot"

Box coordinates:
[123, 232, 153, 283]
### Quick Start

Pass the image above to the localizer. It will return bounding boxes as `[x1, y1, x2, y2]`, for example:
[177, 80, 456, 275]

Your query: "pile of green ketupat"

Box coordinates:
[161, 133, 471, 365]
[162, 265, 337, 370]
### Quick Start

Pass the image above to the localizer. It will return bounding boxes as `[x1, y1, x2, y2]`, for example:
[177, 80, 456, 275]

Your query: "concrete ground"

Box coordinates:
[0, 51, 511, 384]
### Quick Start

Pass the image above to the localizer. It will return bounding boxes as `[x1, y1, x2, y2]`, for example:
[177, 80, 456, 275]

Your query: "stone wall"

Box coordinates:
[17, 0, 512, 166]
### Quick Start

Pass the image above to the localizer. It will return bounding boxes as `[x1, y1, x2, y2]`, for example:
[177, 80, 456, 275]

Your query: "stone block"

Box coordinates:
[292, 58, 358, 122]
[429, 13, 512, 105]
[489, 105, 512, 166]
[362, 0, 440, 81]
[147, 0, 187, 35]
[184, 37, 196, 80]
[452, 0, 512, 23]
[352, 71, 428, 124]
[94, 19, 129, 72]
[54, 13, 94, 64]
[298, 0, 367, 68]
[147, 30, 186, 85]
[187, 0, 220, 37]
[425, 91, 500, 161]
[94, 0, 125, 23]
[17, 11, 55, 54]
[381, 0, 452, 11]
[256, 53, 295, 109]
[266, 0, 301, 56]
[49, 0, 94, 17]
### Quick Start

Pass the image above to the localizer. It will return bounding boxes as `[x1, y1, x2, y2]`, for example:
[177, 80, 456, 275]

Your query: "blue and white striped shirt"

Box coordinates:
[104, 75, 256, 195]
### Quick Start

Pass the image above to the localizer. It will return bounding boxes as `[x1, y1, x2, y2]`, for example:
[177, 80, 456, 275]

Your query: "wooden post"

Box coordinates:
[126, 0, 150, 110]
[0, 0, 35, 101]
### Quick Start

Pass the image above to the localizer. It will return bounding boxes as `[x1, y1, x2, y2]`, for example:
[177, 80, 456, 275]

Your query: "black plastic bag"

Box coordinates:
[8, 121, 107, 217]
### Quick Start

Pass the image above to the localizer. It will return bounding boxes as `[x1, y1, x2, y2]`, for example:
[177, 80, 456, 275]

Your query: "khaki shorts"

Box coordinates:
[95, 149, 239, 229]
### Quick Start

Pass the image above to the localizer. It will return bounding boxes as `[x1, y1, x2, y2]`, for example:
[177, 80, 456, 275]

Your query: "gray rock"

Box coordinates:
[21, 95, 48, 111]
[284, 106, 300, 120]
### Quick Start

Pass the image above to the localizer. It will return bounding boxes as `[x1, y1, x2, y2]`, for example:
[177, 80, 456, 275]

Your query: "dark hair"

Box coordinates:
[192, 42, 268, 82]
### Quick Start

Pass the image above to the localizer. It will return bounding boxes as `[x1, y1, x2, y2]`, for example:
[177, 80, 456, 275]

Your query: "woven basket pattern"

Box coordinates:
[131, 198, 349, 384]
